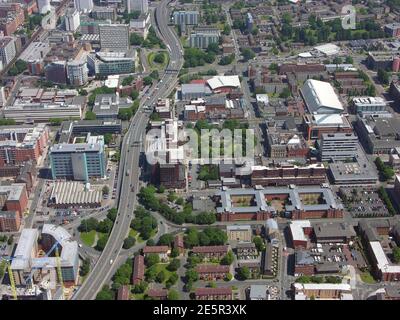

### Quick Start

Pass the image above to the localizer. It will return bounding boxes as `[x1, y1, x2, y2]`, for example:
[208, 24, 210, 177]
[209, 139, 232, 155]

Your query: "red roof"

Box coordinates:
[132, 255, 144, 284]
[195, 287, 232, 296]
[148, 289, 168, 298]
[117, 285, 129, 300]
[196, 265, 230, 273]
[192, 245, 229, 254]
[174, 234, 184, 248]
[190, 79, 207, 84]
[143, 246, 169, 254]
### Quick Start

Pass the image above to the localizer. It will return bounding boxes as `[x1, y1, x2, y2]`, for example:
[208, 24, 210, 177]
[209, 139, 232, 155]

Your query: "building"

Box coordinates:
[313, 222, 356, 243]
[99, 24, 129, 52]
[87, 51, 136, 76]
[303, 114, 353, 141]
[66, 60, 88, 86]
[289, 220, 312, 249]
[367, 52, 395, 71]
[355, 116, 400, 154]
[65, 9, 80, 32]
[58, 120, 122, 143]
[0, 37, 16, 67]
[319, 133, 359, 162]
[195, 287, 232, 300]
[45, 61, 67, 85]
[173, 10, 198, 31]
[0, 124, 49, 166]
[49, 134, 106, 181]
[352, 97, 388, 116]
[91, 7, 116, 21]
[147, 289, 168, 300]
[0, 3, 25, 36]
[129, 13, 150, 39]
[132, 254, 144, 285]
[74, 0, 93, 12]
[49, 181, 102, 208]
[142, 246, 169, 261]
[196, 265, 230, 280]
[226, 225, 252, 242]
[246, 12, 254, 32]
[384, 23, 400, 38]
[313, 43, 340, 57]
[0, 211, 20, 232]
[293, 283, 353, 300]
[206, 75, 241, 93]
[127, 0, 148, 14]
[92, 93, 132, 119]
[117, 285, 129, 300]
[37, 0, 51, 14]
[173, 234, 184, 255]
[180, 83, 212, 100]
[189, 27, 220, 49]
[11, 225, 79, 287]
[301, 79, 344, 114]
[215, 185, 343, 221]
[249, 285, 278, 300]
[192, 245, 229, 260]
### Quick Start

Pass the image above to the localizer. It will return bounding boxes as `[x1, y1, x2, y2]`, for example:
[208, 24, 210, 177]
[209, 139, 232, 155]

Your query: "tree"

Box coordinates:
[241, 48, 255, 61]
[107, 208, 118, 222]
[175, 197, 184, 205]
[184, 228, 200, 248]
[80, 258, 90, 276]
[102, 185, 110, 195]
[166, 273, 178, 288]
[96, 285, 114, 300]
[130, 33, 144, 45]
[345, 56, 354, 64]
[220, 250, 234, 265]
[104, 133, 113, 145]
[96, 218, 113, 233]
[7, 235, 13, 245]
[253, 236, 265, 252]
[185, 269, 199, 283]
[167, 258, 180, 272]
[132, 281, 148, 293]
[158, 233, 174, 246]
[219, 54, 235, 66]
[158, 185, 165, 193]
[154, 52, 165, 64]
[95, 234, 109, 251]
[150, 70, 159, 80]
[237, 266, 250, 280]
[168, 289, 180, 300]
[85, 111, 96, 120]
[123, 236, 136, 249]
[393, 246, 400, 263]
[78, 217, 99, 232]
[170, 247, 180, 258]
[145, 253, 160, 267]
[156, 270, 166, 283]
[145, 266, 158, 282]
[377, 69, 390, 85]
[333, 57, 343, 64]
[222, 24, 231, 35]
[118, 108, 133, 121]
[279, 87, 291, 99]
[143, 76, 153, 86]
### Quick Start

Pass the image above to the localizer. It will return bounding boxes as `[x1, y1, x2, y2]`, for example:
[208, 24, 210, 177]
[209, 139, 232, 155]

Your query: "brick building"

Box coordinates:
[195, 287, 232, 300]
[132, 255, 144, 285]
[196, 265, 230, 281]
[192, 245, 229, 260]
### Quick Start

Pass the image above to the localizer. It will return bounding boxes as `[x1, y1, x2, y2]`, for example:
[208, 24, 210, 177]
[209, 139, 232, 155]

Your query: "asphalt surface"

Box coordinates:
[72, 0, 183, 300]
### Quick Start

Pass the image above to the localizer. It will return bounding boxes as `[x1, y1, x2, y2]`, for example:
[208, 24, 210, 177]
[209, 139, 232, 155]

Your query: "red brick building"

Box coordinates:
[0, 3, 25, 36]
[132, 255, 145, 285]
[147, 289, 168, 300]
[117, 285, 129, 300]
[174, 234, 184, 255]
[192, 245, 229, 260]
[196, 265, 230, 281]
[0, 211, 20, 232]
[195, 287, 232, 300]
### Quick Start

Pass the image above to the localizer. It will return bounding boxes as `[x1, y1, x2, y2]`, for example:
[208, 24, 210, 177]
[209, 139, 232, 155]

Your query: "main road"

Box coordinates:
[72, 0, 183, 300]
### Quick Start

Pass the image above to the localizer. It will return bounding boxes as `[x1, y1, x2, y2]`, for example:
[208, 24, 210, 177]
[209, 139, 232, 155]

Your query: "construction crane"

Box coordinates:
[4, 259, 17, 300]
[55, 246, 65, 300]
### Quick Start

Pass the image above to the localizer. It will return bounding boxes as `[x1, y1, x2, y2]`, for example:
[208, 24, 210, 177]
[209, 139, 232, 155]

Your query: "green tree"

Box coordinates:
[167, 258, 180, 272]
[168, 289, 180, 300]
[143, 76, 153, 86]
[279, 87, 292, 99]
[96, 285, 114, 300]
[393, 246, 400, 263]
[185, 269, 199, 283]
[158, 233, 174, 246]
[253, 236, 265, 252]
[85, 111, 96, 120]
[123, 236, 136, 249]
[154, 52, 165, 64]
[95, 234, 109, 251]
[166, 273, 178, 288]
[377, 69, 390, 85]
[103, 133, 113, 145]
[130, 33, 144, 45]
[107, 208, 118, 222]
[156, 270, 166, 283]
[102, 185, 110, 195]
[132, 281, 148, 293]
[241, 48, 255, 61]
[220, 250, 234, 265]
[145, 253, 160, 267]
[118, 108, 133, 120]
[170, 247, 180, 258]
[237, 266, 250, 280]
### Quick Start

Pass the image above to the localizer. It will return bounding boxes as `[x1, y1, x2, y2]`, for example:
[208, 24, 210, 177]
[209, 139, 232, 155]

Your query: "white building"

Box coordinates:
[99, 24, 129, 52]
[74, 0, 93, 12]
[127, 0, 148, 14]
[65, 9, 80, 32]
[301, 79, 344, 114]
[66, 60, 88, 86]
[37, 0, 51, 14]
[0, 87, 6, 107]
[0, 37, 16, 67]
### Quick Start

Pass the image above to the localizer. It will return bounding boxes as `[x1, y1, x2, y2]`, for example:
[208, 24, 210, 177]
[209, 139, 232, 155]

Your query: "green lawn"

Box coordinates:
[80, 230, 96, 247]
[360, 271, 376, 284]
[148, 263, 173, 284]
[147, 51, 169, 70]
[129, 228, 156, 243]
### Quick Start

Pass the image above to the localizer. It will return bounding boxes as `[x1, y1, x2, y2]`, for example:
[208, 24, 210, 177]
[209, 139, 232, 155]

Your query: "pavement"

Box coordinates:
[72, 0, 183, 300]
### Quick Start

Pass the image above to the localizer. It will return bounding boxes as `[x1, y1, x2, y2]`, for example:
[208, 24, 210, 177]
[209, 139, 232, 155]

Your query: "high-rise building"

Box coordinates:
[74, 0, 93, 12]
[37, 0, 51, 14]
[0, 87, 5, 107]
[50, 134, 107, 181]
[189, 27, 220, 49]
[99, 23, 129, 52]
[65, 8, 80, 32]
[45, 61, 67, 84]
[67, 60, 88, 86]
[0, 37, 16, 67]
[173, 10, 199, 26]
[319, 133, 359, 162]
[127, 0, 148, 14]
[87, 51, 136, 76]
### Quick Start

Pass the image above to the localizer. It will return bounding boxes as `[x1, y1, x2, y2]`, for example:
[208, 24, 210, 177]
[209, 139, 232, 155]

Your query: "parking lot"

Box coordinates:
[339, 187, 390, 218]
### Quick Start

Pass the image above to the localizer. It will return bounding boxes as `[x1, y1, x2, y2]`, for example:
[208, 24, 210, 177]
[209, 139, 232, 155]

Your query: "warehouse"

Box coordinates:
[49, 181, 102, 208]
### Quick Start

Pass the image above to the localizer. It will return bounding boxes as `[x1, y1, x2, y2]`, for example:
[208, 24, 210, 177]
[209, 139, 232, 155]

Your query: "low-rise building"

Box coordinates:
[195, 287, 232, 300]
[293, 283, 353, 300]
[196, 265, 230, 280]
[132, 255, 144, 285]
[289, 220, 312, 249]
[142, 246, 170, 261]
[226, 225, 252, 242]
[192, 245, 229, 260]
[147, 289, 168, 300]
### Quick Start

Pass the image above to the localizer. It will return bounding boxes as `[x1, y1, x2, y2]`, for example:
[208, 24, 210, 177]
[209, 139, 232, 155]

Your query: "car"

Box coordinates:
[110, 259, 113, 264]
[78, 244, 82, 248]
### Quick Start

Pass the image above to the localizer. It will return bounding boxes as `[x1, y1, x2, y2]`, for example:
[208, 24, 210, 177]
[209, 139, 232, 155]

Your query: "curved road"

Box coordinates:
[72, 0, 183, 300]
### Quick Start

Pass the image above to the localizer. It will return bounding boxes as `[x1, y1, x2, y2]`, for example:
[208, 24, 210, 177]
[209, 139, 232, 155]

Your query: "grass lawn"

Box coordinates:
[360, 271, 376, 284]
[148, 263, 173, 284]
[80, 230, 96, 247]
[129, 228, 156, 243]
[132, 293, 144, 300]
[147, 51, 169, 70]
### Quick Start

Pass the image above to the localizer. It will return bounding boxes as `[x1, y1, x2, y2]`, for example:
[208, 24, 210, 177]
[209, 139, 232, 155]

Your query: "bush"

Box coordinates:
[123, 236, 136, 249]
[96, 285, 114, 300]
[167, 259, 181, 272]
[154, 52, 165, 64]
[145, 253, 160, 267]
